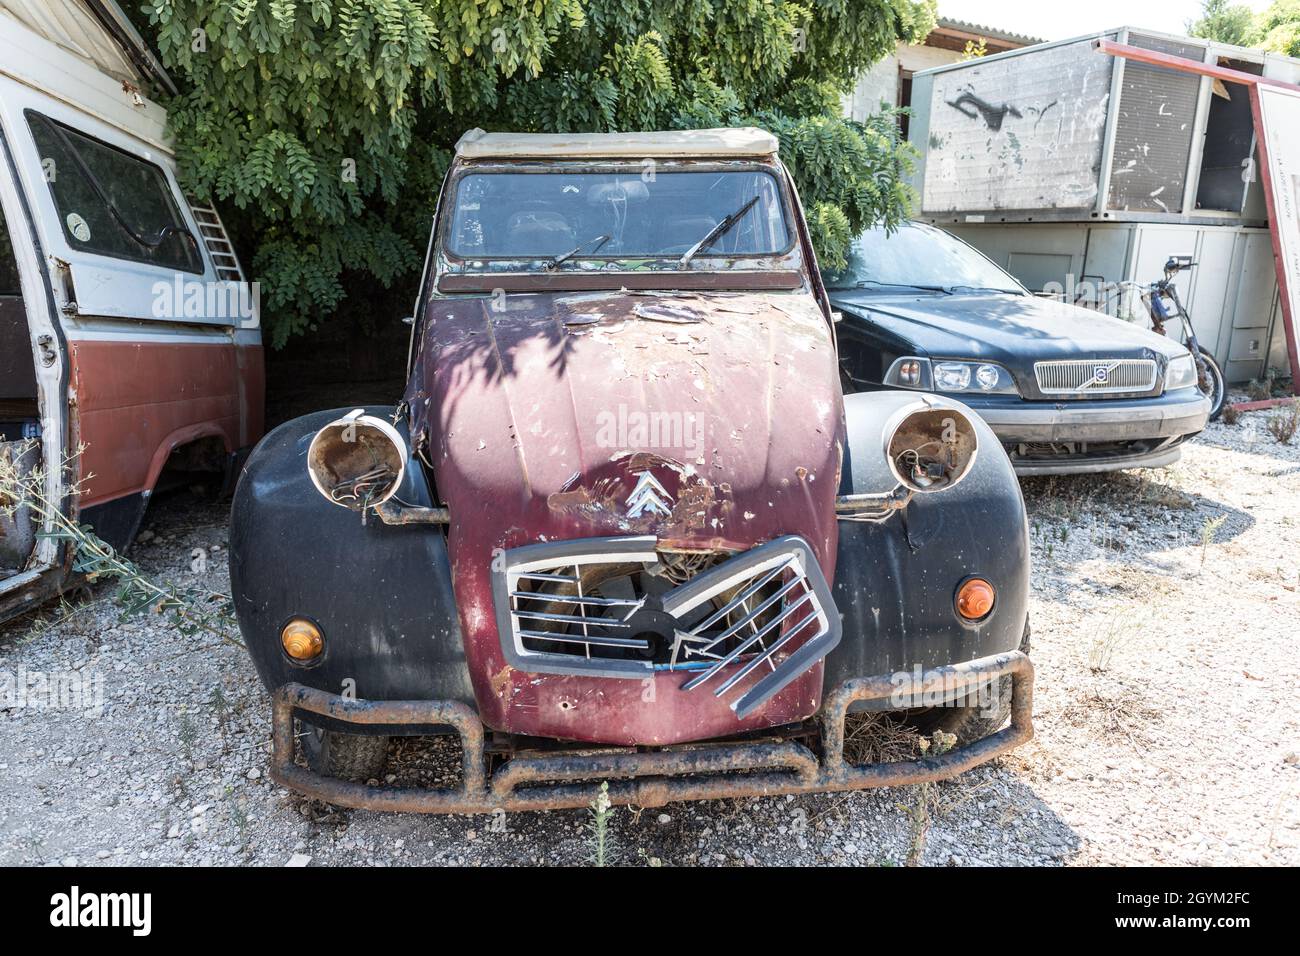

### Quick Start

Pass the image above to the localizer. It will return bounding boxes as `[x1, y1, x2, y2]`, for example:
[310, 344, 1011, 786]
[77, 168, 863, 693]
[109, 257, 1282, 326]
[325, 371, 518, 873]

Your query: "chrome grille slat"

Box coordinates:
[517, 630, 651, 650]
[513, 609, 633, 628]
[510, 591, 642, 609]
[681, 574, 807, 658]
[688, 558, 795, 636]
[679, 588, 815, 691]
[713, 607, 821, 696]
[1034, 358, 1158, 394]
[517, 572, 580, 583]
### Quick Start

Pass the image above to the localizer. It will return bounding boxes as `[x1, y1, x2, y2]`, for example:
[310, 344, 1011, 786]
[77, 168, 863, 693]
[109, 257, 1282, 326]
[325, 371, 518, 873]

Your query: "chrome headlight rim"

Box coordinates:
[306, 409, 409, 510]
[1165, 352, 1199, 392]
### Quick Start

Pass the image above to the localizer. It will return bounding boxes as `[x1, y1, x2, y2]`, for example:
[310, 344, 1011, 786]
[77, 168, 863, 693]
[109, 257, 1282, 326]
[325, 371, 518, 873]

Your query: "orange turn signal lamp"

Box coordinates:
[281, 618, 323, 661]
[956, 578, 995, 621]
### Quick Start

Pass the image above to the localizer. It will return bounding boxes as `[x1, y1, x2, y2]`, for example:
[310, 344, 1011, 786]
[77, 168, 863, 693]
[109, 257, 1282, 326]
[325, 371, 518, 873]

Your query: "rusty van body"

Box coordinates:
[230, 128, 1033, 813]
[1, 1, 262, 621]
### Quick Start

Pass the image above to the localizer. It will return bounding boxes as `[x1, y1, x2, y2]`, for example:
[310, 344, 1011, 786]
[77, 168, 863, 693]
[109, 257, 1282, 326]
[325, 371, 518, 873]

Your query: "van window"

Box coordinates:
[26, 112, 202, 274]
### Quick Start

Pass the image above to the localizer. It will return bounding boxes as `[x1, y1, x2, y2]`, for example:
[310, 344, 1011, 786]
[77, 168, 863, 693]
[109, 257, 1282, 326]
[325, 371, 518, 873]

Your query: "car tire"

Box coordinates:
[299, 720, 389, 783]
[916, 620, 1030, 746]
[1198, 346, 1226, 421]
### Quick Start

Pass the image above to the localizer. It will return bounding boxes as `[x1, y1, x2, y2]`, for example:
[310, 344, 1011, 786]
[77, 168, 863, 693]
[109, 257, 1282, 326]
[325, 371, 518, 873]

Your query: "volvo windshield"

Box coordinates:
[823, 223, 1025, 294]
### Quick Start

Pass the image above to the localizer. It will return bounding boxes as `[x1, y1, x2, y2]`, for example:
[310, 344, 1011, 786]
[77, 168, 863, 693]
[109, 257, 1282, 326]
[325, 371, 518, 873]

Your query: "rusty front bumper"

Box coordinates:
[270, 650, 1033, 814]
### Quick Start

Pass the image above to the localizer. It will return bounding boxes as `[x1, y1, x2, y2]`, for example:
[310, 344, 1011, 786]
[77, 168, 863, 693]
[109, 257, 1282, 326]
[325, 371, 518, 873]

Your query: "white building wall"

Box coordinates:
[843, 44, 963, 121]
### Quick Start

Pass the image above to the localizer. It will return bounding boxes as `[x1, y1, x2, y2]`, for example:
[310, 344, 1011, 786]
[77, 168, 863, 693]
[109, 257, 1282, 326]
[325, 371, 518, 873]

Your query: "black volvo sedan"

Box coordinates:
[826, 222, 1211, 475]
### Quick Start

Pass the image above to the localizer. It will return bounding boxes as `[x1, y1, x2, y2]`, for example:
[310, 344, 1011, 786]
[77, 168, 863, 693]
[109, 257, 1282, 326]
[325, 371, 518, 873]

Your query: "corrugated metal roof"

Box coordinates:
[935, 17, 1044, 48]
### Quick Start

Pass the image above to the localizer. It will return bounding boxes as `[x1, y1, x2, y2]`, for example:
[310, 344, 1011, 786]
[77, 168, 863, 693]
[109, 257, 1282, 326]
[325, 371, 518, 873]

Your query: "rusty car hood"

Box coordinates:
[405, 289, 845, 742]
[409, 290, 843, 559]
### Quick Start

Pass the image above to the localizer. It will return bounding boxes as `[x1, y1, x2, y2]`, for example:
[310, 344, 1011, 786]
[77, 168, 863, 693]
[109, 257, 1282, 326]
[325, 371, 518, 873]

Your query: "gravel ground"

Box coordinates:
[2, 399, 1298, 867]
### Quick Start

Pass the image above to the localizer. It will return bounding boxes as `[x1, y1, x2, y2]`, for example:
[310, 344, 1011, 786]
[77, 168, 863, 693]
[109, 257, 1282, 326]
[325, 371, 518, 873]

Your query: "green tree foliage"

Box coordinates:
[140, 1, 935, 346]
[1253, 0, 1300, 56]
[1189, 0, 1257, 46]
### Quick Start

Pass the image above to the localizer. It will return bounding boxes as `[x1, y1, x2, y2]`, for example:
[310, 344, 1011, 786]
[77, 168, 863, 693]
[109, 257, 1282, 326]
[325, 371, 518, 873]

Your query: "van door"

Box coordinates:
[0, 116, 71, 620]
[0, 1, 262, 623]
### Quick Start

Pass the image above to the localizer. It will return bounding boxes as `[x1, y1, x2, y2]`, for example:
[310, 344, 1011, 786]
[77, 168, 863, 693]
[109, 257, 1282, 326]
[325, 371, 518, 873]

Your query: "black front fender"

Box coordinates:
[228, 407, 474, 720]
[825, 391, 1030, 690]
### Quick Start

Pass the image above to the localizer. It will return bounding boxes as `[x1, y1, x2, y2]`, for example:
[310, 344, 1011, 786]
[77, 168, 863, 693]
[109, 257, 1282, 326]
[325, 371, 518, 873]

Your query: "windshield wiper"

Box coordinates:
[677, 195, 761, 269]
[829, 279, 950, 293]
[945, 284, 1023, 295]
[545, 234, 611, 271]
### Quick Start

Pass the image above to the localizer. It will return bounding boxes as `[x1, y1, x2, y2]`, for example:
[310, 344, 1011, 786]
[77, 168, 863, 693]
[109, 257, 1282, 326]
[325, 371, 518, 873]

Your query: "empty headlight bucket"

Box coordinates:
[883, 401, 979, 492]
[307, 409, 408, 510]
[1165, 352, 1198, 391]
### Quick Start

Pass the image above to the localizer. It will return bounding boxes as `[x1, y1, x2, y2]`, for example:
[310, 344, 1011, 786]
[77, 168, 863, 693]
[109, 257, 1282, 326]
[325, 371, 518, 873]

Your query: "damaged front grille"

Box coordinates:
[492, 536, 839, 718]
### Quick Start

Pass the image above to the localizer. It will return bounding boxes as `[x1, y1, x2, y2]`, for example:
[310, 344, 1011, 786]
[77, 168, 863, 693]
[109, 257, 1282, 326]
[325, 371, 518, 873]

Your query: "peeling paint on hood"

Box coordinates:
[404, 288, 844, 741]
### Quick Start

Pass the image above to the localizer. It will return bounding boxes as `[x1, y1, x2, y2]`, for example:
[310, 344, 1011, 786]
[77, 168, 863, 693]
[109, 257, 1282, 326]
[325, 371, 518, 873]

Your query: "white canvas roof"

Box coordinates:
[455, 127, 780, 160]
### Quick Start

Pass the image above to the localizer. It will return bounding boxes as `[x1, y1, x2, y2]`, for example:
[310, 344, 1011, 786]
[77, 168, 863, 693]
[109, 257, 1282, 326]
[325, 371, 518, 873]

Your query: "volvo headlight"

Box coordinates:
[885, 358, 1016, 394]
[932, 360, 1017, 395]
[1165, 353, 1198, 391]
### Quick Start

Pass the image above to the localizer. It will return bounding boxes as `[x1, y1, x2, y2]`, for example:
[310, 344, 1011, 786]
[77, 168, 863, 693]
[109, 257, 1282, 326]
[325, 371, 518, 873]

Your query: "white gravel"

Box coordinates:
[2, 398, 1298, 866]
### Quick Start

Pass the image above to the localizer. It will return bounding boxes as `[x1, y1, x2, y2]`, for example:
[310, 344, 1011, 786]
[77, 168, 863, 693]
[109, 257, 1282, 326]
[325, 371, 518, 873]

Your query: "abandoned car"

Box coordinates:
[828, 221, 1212, 475]
[230, 128, 1034, 813]
[1, 0, 262, 622]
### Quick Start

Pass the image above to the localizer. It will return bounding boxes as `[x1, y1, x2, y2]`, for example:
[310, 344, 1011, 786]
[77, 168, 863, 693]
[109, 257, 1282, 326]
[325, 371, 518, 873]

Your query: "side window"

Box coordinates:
[26, 112, 202, 274]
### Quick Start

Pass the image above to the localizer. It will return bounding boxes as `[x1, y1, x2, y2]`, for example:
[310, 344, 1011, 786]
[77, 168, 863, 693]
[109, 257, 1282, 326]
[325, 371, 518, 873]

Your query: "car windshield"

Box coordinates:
[446, 168, 790, 263]
[823, 224, 1024, 294]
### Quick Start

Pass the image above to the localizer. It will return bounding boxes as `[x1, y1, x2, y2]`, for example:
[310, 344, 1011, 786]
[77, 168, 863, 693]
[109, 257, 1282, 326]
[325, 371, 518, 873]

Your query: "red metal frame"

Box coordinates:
[1096, 39, 1300, 388]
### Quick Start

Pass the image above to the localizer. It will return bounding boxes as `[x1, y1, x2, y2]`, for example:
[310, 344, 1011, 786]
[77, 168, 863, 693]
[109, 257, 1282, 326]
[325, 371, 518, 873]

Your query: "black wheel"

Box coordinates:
[1197, 346, 1227, 421]
[911, 620, 1030, 746]
[299, 720, 389, 783]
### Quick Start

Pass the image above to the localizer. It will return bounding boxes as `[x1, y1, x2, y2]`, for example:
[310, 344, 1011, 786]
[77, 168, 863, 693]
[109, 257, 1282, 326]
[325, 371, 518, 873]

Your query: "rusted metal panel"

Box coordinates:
[406, 289, 844, 744]
[269, 651, 1034, 814]
[66, 338, 260, 506]
[922, 38, 1113, 214]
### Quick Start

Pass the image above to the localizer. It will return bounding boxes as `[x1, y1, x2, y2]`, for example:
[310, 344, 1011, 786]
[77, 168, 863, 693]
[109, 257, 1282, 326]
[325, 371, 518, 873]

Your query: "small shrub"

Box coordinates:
[1267, 399, 1300, 445]
[1200, 514, 1228, 569]
[1220, 404, 1241, 425]
[587, 781, 613, 867]
[1247, 375, 1274, 402]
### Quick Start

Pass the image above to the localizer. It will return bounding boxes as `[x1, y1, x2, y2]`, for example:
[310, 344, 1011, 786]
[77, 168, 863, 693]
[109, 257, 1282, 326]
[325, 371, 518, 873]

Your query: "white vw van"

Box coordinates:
[0, 0, 263, 622]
